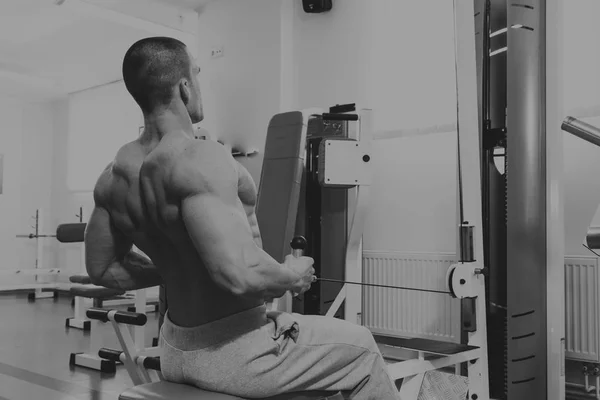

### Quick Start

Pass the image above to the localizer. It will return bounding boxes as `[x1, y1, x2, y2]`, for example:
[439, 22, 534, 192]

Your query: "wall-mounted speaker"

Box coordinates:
[302, 0, 332, 13]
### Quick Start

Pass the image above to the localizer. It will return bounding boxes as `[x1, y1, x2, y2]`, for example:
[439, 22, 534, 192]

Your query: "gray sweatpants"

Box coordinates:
[159, 305, 398, 399]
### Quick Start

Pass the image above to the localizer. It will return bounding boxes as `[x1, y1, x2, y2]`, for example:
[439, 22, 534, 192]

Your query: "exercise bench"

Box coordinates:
[68, 285, 127, 372]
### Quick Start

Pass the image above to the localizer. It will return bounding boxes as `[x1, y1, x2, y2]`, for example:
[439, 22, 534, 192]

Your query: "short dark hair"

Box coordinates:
[122, 37, 192, 113]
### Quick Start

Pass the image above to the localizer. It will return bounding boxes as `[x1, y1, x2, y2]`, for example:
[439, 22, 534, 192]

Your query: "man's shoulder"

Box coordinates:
[168, 139, 238, 197]
[93, 142, 140, 206]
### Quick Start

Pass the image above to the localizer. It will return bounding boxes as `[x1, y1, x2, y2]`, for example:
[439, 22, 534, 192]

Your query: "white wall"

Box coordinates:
[197, 0, 283, 183]
[365, 0, 457, 133]
[365, 132, 457, 253]
[289, 0, 371, 110]
[0, 97, 24, 277]
[562, 0, 600, 257]
[363, 0, 458, 253]
[18, 102, 56, 282]
[0, 96, 57, 285]
[564, 117, 600, 257]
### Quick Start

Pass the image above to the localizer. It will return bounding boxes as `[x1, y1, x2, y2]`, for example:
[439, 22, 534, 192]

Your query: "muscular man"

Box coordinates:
[84, 37, 398, 399]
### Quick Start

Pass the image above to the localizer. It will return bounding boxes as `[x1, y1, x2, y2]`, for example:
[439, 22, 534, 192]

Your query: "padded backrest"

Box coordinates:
[256, 111, 306, 263]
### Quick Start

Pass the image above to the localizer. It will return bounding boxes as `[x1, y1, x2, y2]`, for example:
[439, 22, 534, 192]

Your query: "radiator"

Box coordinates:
[362, 251, 461, 343]
[565, 256, 600, 362]
[362, 252, 600, 361]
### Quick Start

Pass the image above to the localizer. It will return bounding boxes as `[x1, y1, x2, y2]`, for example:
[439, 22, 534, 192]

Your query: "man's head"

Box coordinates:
[122, 37, 203, 123]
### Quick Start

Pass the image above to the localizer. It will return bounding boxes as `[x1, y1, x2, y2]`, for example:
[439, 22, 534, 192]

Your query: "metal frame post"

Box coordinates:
[506, 1, 550, 398]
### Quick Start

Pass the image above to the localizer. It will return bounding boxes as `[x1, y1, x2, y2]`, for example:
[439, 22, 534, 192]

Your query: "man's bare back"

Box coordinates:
[91, 134, 266, 327]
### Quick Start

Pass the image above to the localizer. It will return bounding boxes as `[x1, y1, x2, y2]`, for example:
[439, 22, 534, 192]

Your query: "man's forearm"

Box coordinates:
[244, 249, 298, 300]
[94, 251, 163, 291]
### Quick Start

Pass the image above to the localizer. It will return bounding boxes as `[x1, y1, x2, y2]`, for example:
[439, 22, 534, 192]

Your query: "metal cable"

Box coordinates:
[317, 278, 451, 295]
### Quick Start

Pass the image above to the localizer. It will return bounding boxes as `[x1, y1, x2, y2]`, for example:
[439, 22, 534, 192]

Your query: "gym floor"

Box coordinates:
[0, 292, 157, 400]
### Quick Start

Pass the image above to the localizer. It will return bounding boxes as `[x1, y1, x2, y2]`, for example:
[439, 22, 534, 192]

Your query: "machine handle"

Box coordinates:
[322, 113, 359, 121]
[290, 236, 307, 258]
[143, 356, 162, 371]
[98, 348, 122, 362]
[86, 308, 110, 322]
[86, 308, 148, 326]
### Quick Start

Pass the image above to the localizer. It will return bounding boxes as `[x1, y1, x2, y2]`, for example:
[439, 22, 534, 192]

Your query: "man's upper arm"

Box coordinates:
[173, 142, 261, 295]
[84, 189, 132, 283]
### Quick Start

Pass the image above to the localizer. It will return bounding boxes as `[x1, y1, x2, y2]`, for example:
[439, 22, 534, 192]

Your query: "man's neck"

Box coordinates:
[140, 108, 194, 143]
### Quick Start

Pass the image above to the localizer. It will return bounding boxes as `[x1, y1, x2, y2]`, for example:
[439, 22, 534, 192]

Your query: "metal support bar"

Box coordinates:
[387, 348, 482, 381]
[325, 284, 347, 318]
[108, 311, 145, 385]
[561, 117, 600, 148]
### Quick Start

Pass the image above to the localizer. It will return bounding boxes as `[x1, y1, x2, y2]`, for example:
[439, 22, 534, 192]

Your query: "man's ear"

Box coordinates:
[179, 79, 191, 105]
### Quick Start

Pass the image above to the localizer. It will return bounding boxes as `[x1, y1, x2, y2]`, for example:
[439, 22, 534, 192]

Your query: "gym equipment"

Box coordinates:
[65, 208, 94, 330]
[69, 285, 127, 372]
[63, 216, 159, 369]
[299, 106, 371, 322]
[471, 0, 567, 398]
[7, 209, 90, 300]
[561, 117, 600, 148]
[290, 211, 488, 400]
[10, 209, 60, 300]
[264, 97, 488, 397]
[264, 105, 371, 318]
[69, 288, 160, 366]
[61, 221, 94, 330]
[256, 108, 317, 313]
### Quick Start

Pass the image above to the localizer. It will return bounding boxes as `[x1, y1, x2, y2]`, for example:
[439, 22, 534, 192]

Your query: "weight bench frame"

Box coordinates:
[68, 286, 129, 373]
